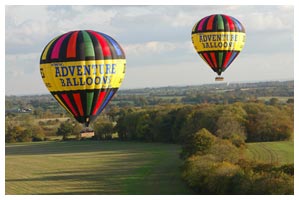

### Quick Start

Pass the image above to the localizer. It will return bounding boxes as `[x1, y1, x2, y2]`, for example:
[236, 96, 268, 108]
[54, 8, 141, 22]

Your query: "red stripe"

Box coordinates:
[73, 93, 84, 116]
[61, 94, 78, 117]
[203, 53, 215, 69]
[210, 52, 218, 68]
[222, 51, 232, 68]
[92, 91, 107, 115]
[88, 30, 111, 57]
[197, 16, 208, 31]
[66, 31, 78, 58]
[223, 15, 235, 31]
[51, 32, 71, 59]
[206, 15, 215, 30]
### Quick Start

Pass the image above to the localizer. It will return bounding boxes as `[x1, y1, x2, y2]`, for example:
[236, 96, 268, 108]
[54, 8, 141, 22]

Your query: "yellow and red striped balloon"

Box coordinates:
[40, 30, 126, 127]
[191, 14, 246, 79]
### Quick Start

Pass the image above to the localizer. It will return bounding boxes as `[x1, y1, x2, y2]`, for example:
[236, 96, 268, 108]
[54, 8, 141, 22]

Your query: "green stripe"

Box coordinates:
[217, 15, 224, 30]
[82, 31, 95, 57]
[218, 52, 224, 68]
[86, 92, 94, 115]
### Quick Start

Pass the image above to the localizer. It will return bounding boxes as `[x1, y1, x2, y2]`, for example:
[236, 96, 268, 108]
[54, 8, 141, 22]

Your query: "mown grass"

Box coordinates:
[5, 140, 194, 195]
[257, 96, 293, 103]
[245, 141, 294, 164]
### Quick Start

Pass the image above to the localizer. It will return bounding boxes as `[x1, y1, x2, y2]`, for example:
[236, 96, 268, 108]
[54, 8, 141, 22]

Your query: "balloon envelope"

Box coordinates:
[40, 30, 126, 127]
[191, 14, 246, 76]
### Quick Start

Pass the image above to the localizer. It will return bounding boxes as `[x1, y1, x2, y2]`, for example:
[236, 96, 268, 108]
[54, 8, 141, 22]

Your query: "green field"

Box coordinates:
[6, 140, 294, 195]
[5, 141, 194, 195]
[257, 96, 293, 103]
[245, 141, 294, 164]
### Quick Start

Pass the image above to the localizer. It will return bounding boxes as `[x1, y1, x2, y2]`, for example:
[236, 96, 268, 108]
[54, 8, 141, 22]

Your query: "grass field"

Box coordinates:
[5, 140, 194, 195]
[245, 141, 294, 164]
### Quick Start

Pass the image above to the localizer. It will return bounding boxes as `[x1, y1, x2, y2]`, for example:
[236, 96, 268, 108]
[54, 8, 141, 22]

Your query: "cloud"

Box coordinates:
[4, 5, 294, 95]
[224, 52, 294, 82]
[124, 41, 178, 55]
[123, 41, 194, 68]
[48, 6, 118, 32]
[233, 6, 294, 33]
[121, 60, 213, 89]
[5, 5, 120, 53]
[6, 52, 40, 77]
[244, 11, 293, 32]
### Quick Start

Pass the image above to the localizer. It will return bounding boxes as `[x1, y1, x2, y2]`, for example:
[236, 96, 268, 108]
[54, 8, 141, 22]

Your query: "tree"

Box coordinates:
[5, 122, 22, 143]
[73, 122, 83, 139]
[216, 104, 247, 146]
[17, 129, 32, 142]
[94, 121, 114, 140]
[179, 104, 219, 144]
[246, 105, 293, 142]
[269, 97, 279, 105]
[181, 128, 216, 159]
[56, 121, 74, 140]
[209, 139, 240, 163]
[115, 108, 135, 140]
[29, 125, 45, 141]
[286, 98, 294, 104]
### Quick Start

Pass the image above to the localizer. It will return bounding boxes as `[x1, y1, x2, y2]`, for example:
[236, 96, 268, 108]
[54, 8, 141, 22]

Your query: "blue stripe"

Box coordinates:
[96, 90, 115, 115]
[231, 17, 243, 32]
[98, 32, 123, 56]
[226, 52, 239, 68]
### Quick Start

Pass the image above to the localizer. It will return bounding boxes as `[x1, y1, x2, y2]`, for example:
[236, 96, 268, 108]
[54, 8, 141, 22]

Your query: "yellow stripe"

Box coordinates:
[40, 59, 126, 92]
[199, 54, 210, 66]
[192, 23, 197, 32]
[54, 94, 72, 115]
[192, 32, 246, 52]
[41, 36, 59, 60]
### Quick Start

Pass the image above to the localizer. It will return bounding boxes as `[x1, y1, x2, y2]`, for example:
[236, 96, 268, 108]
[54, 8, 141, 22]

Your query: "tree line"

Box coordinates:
[6, 101, 293, 144]
[5, 101, 294, 194]
[112, 102, 293, 144]
[180, 128, 293, 194]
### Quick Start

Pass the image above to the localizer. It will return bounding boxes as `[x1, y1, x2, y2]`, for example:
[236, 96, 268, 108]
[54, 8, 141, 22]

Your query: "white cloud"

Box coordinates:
[247, 13, 292, 31]
[5, 5, 49, 25]
[51, 6, 118, 32]
[224, 52, 294, 82]
[5, 5, 120, 51]
[6, 20, 49, 46]
[121, 60, 213, 89]
[242, 7, 293, 32]
[163, 11, 196, 28]
[6, 52, 40, 76]
[124, 41, 178, 55]
[4, 5, 294, 95]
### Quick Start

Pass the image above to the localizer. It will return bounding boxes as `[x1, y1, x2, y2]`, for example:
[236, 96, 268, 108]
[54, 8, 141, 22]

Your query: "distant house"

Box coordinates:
[6, 108, 32, 115]
[18, 108, 32, 113]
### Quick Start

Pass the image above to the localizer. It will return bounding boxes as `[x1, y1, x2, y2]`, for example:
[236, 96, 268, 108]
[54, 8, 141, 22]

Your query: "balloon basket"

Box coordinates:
[215, 77, 224, 81]
[80, 127, 95, 138]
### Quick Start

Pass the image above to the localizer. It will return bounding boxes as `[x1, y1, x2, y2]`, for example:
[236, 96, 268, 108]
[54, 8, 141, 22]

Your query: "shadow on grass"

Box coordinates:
[6, 141, 194, 195]
[6, 168, 137, 194]
[5, 140, 170, 156]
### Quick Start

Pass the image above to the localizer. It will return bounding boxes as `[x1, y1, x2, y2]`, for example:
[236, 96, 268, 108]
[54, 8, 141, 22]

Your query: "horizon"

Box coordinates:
[5, 5, 294, 95]
[5, 78, 294, 97]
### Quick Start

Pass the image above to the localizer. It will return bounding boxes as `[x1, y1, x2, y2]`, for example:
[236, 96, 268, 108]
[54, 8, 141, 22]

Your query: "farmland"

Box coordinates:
[5, 140, 293, 195]
[5, 141, 194, 195]
[245, 141, 294, 164]
[5, 80, 294, 194]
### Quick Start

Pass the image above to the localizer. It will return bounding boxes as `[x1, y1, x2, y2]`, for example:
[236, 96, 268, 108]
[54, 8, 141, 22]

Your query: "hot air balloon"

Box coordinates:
[40, 30, 126, 128]
[191, 14, 246, 81]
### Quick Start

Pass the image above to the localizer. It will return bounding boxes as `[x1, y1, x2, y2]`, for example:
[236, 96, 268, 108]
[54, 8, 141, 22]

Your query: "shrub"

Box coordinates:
[180, 128, 216, 159]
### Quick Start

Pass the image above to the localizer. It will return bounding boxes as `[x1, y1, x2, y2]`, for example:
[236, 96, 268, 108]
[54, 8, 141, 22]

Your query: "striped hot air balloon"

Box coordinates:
[40, 30, 126, 127]
[191, 14, 246, 81]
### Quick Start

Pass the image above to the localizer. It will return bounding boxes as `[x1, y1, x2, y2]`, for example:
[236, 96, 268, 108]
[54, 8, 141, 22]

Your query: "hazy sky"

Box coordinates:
[5, 5, 294, 95]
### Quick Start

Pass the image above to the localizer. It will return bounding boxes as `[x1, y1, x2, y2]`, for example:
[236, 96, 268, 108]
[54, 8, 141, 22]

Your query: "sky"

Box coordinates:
[5, 4, 294, 95]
